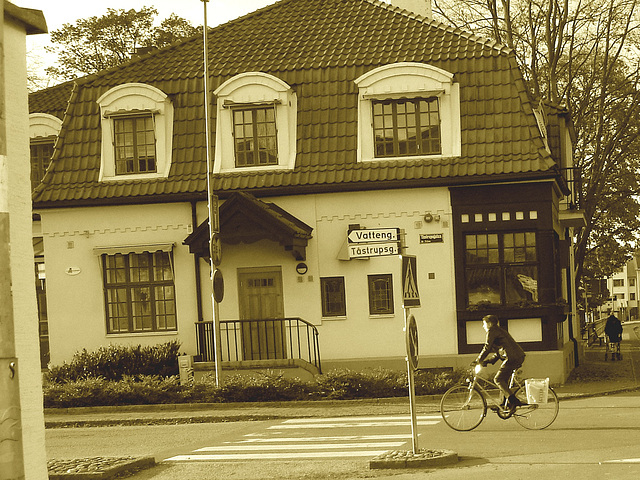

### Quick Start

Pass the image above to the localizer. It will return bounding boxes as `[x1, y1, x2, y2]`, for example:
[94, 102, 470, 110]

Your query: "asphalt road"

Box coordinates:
[46, 391, 640, 480]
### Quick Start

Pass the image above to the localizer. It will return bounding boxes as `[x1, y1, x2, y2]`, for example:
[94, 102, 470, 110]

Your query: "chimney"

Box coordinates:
[388, 0, 432, 19]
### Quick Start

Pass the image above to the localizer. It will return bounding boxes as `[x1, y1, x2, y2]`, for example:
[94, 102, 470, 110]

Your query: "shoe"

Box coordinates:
[507, 394, 524, 408]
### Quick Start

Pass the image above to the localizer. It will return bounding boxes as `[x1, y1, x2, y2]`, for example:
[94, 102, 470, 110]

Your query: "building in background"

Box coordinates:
[28, 0, 584, 382]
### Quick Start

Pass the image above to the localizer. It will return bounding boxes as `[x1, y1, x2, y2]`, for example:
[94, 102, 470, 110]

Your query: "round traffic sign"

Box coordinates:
[406, 314, 419, 370]
[213, 268, 224, 303]
[210, 233, 222, 266]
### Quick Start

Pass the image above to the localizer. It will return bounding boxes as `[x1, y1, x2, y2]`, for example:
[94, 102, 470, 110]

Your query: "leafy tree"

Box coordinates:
[433, 0, 640, 285]
[45, 7, 199, 81]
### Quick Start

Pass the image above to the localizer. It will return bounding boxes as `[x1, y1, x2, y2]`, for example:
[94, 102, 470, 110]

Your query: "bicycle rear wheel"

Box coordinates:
[440, 385, 486, 431]
[512, 385, 559, 429]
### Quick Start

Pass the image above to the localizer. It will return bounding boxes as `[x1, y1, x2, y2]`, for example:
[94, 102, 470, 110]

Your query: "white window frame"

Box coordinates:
[213, 72, 297, 173]
[355, 62, 461, 162]
[97, 83, 174, 181]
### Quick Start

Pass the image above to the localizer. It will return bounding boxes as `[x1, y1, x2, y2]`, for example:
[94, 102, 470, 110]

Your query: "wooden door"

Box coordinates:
[238, 267, 286, 360]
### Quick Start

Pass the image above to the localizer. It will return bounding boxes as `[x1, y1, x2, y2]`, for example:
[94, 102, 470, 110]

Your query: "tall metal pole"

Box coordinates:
[201, 0, 222, 386]
[0, 1, 26, 477]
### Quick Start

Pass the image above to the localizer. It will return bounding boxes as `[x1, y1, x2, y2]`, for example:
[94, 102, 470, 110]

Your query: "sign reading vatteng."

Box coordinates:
[348, 228, 400, 243]
[348, 242, 399, 258]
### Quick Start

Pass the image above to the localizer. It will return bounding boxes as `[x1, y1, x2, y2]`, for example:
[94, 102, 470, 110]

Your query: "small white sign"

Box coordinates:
[65, 267, 81, 276]
[348, 228, 399, 243]
[348, 242, 399, 258]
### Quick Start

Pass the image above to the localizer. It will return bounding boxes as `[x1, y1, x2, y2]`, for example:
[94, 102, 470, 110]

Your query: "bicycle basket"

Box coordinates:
[525, 378, 549, 404]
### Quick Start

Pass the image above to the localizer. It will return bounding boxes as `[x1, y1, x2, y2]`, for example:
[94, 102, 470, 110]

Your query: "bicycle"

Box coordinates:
[440, 364, 559, 431]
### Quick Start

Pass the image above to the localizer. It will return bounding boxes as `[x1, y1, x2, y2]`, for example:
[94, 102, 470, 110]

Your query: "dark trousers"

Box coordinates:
[494, 358, 524, 399]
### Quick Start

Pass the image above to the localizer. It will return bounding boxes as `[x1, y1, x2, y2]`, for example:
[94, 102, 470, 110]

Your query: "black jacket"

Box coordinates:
[476, 324, 526, 364]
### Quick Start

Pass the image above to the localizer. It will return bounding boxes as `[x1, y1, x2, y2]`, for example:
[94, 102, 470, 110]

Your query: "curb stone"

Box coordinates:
[47, 456, 155, 480]
[369, 449, 458, 469]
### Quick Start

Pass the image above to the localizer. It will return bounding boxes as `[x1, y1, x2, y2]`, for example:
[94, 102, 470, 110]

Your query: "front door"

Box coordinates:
[238, 267, 286, 360]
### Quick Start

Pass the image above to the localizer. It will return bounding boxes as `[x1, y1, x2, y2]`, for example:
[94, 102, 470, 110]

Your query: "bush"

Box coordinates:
[45, 341, 181, 383]
[43, 366, 466, 408]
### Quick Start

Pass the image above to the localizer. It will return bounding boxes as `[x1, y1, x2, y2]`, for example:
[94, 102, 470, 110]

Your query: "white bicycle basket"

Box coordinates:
[525, 378, 549, 404]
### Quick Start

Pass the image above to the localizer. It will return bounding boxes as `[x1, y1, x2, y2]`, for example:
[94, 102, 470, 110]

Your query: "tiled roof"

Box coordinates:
[31, 0, 556, 206]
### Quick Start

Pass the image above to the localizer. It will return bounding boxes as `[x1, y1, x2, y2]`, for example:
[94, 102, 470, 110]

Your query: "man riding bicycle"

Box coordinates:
[474, 314, 526, 410]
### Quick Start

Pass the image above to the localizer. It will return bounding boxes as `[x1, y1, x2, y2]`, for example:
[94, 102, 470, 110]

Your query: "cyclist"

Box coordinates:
[474, 314, 526, 410]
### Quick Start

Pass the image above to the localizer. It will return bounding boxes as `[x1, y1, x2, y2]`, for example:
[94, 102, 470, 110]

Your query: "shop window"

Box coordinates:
[102, 250, 176, 334]
[320, 277, 346, 317]
[465, 232, 538, 306]
[214, 72, 297, 173]
[97, 83, 173, 181]
[355, 62, 460, 162]
[368, 274, 394, 315]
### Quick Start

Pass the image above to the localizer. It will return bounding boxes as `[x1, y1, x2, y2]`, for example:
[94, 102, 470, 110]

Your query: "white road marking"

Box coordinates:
[281, 415, 439, 423]
[166, 451, 390, 461]
[195, 441, 405, 451]
[602, 458, 640, 464]
[237, 434, 413, 443]
[268, 420, 438, 429]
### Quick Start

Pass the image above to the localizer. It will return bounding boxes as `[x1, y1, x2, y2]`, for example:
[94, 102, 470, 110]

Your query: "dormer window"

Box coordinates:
[233, 106, 278, 167]
[355, 63, 460, 162]
[373, 98, 441, 157]
[214, 72, 297, 173]
[97, 83, 173, 181]
[114, 115, 157, 174]
[29, 113, 63, 190]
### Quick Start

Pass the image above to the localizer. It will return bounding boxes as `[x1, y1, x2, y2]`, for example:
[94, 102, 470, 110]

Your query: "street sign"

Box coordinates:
[213, 268, 224, 303]
[348, 228, 400, 243]
[406, 314, 419, 370]
[210, 233, 222, 266]
[402, 255, 420, 307]
[348, 242, 399, 259]
[420, 233, 443, 244]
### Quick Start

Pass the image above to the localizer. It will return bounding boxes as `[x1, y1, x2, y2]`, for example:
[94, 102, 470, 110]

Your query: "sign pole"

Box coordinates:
[405, 306, 419, 454]
[201, 0, 222, 387]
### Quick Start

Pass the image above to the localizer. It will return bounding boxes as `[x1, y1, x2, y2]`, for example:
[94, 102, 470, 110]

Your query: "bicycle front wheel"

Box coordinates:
[440, 385, 486, 431]
[512, 385, 559, 430]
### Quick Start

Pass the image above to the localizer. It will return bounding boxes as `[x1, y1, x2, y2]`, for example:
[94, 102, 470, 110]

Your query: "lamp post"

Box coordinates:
[201, 0, 222, 386]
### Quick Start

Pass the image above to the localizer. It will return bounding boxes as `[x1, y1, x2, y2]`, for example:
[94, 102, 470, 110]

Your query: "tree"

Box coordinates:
[433, 0, 640, 285]
[45, 7, 199, 81]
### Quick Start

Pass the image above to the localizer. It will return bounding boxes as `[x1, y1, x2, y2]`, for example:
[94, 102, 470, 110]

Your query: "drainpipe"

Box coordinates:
[0, 1, 26, 476]
[191, 201, 203, 323]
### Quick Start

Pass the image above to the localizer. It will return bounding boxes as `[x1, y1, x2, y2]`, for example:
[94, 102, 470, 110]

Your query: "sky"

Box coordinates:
[20, 0, 279, 82]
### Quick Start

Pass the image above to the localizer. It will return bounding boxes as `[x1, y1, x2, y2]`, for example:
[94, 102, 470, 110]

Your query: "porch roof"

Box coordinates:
[184, 192, 313, 261]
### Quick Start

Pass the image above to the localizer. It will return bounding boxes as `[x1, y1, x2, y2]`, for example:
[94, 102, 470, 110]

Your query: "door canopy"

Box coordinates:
[184, 191, 313, 261]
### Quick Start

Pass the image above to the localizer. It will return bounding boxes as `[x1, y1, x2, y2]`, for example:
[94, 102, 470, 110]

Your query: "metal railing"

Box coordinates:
[195, 317, 321, 373]
[560, 166, 582, 210]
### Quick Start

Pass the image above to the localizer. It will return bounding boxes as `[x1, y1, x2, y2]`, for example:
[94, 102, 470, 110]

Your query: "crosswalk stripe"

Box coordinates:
[166, 451, 389, 461]
[195, 442, 405, 451]
[282, 415, 440, 423]
[268, 420, 438, 429]
[602, 458, 640, 464]
[238, 434, 414, 443]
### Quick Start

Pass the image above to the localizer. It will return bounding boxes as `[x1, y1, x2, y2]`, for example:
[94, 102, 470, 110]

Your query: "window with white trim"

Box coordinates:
[97, 83, 173, 181]
[29, 113, 62, 190]
[355, 63, 460, 162]
[102, 250, 177, 334]
[214, 72, 297, 173]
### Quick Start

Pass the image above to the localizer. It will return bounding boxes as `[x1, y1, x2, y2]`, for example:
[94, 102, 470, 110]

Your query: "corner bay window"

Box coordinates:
[102, 251, 176, 333]
[114, 116, 157, 175]
[368, 274, 394, 315]
[373, 98, 441, 157]
[465, 232, 538, 306]
[233, 106, 278, 167]
[320, 277, 346, 317]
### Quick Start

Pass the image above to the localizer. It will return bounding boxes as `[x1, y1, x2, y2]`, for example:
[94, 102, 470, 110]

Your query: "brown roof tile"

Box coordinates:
[31, 0, 556, 206]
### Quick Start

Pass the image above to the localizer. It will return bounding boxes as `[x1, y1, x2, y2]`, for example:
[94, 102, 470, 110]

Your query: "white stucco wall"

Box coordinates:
[4, 13, 48, 480]
[40, 203, 198, 364]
